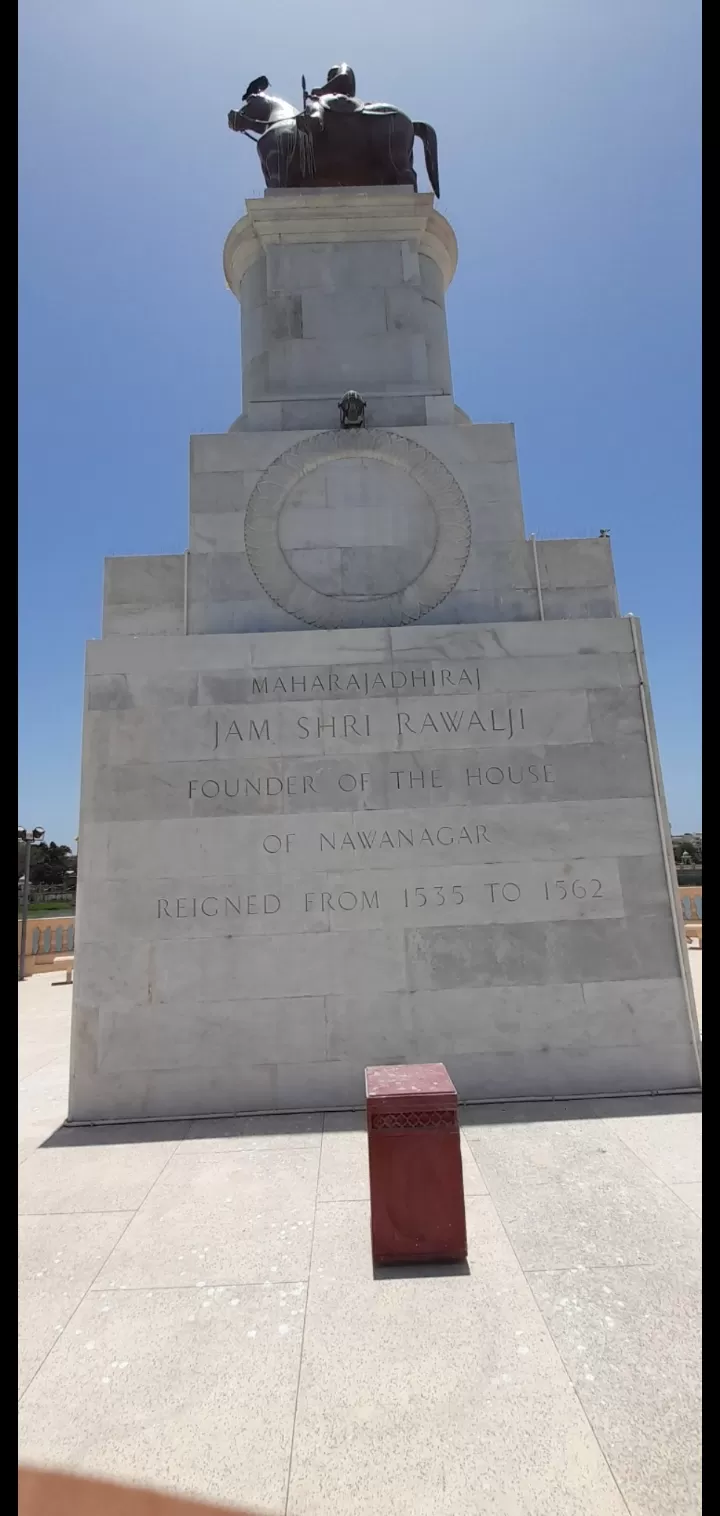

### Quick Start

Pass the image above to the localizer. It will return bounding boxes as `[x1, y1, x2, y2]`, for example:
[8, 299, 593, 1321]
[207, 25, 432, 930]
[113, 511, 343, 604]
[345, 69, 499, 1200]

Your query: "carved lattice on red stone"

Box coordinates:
[370, 1109, 458, 1132]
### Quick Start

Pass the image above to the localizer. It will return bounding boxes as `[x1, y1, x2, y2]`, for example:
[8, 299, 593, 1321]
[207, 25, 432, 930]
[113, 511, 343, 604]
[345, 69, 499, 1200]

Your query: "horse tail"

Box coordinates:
[413, 122, 440, 199]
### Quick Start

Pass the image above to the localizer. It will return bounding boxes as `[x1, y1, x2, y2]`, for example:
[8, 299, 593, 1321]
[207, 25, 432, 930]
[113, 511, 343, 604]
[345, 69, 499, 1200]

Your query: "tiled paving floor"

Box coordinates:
[19, 965, 702, 1516]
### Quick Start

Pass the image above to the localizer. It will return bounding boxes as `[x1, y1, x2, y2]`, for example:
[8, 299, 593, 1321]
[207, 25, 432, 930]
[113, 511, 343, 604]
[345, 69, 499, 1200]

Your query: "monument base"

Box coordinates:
[70, 189, 699, 1122]
[70, 616, 700, 1123]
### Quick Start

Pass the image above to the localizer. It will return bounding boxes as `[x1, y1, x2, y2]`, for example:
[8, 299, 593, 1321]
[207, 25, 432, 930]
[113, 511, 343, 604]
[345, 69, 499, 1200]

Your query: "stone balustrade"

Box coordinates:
[17, 916, 75, 976]
[678, 886, 702, 946]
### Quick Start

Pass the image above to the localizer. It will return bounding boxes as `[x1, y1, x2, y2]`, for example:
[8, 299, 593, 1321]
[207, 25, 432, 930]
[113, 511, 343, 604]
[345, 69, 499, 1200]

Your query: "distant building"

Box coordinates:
[672, 832, 702, 886]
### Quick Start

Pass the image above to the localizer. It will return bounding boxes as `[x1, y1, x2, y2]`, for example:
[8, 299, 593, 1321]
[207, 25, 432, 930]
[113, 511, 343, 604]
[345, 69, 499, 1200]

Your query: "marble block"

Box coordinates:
[102, 420, 618, 637]
[223, 189, 456, 427]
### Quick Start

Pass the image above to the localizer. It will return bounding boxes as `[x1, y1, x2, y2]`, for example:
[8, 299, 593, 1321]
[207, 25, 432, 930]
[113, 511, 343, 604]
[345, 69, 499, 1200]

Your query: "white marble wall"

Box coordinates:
[70, 619, 700, 1120]
[77, 191, 696, 1119]
[101, 424, 618, 636]
[223, 188, 456, 430]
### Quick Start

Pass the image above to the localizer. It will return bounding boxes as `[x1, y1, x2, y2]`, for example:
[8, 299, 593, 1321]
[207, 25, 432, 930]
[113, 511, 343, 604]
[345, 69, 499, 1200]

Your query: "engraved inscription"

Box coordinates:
[465, 762, 555, 787]
[157, 894, 281, 917]
[213, 718, 271, 749]
[135, 861, 620, 938]
[210, 703, 530, 750]
[337, 772, 370, 792]
[262, 833, 296, 854]
[93, 690, 591, 766]
[398, 706, 524, 738]
[304, 889, 380, 913]
[317, 824, 491, 852]
[403, 883, 467, 907]
[190, 775, 318, 800]
[391, 768, 444, 790]
[249, 664, 512, 699]
[182, 758, 557, 813]
[85, 801, 657, 880]
[544, 878, 604, 900]
[297, 714, 372, 740]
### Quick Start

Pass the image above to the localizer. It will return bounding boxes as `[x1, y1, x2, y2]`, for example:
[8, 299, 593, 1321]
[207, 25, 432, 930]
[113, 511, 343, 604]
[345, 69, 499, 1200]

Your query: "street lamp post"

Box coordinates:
[18, 826, 45, 982]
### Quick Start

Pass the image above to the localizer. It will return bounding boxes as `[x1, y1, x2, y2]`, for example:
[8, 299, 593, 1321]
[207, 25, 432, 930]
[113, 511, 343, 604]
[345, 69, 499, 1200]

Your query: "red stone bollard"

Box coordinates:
[365, 1063, 467, 1266]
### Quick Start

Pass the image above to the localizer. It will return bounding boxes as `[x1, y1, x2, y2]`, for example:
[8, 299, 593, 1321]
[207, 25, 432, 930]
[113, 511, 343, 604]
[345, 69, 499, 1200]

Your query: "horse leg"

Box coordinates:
[258, 139, 280, 188]
[259, 125, 304, 189]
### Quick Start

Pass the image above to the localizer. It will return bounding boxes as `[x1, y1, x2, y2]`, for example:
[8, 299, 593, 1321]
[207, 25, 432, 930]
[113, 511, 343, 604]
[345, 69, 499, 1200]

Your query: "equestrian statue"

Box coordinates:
[228, 64, 440, 198]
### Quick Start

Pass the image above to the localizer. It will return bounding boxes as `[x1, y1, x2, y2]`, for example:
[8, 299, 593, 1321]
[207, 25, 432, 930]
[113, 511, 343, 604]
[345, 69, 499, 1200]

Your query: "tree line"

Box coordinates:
[17, 840, 77, 891]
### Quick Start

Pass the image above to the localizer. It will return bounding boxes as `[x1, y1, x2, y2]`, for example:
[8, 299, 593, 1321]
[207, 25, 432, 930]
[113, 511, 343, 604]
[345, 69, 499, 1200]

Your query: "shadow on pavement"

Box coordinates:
[40, 1090, 701, 1148]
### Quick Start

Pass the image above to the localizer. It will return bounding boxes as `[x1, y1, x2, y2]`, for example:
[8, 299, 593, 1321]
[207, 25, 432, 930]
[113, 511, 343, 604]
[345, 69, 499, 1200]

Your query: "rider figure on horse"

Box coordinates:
[305, 65, 397, 120]
[227, 66, 439, 199]
[307, 64, 359, 112]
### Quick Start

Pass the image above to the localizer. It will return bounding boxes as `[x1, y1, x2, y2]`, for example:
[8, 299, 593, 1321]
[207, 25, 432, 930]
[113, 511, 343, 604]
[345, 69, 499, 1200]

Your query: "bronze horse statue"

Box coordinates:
[228, 65, 440, 198]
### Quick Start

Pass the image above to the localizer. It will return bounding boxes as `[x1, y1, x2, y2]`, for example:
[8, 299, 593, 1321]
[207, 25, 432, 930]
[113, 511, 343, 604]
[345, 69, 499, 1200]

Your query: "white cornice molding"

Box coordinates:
[223, 188, 458, 296]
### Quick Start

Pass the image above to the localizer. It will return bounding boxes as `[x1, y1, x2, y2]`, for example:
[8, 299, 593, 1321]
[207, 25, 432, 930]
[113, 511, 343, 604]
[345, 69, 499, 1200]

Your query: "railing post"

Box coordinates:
[18, 836, 32, 982]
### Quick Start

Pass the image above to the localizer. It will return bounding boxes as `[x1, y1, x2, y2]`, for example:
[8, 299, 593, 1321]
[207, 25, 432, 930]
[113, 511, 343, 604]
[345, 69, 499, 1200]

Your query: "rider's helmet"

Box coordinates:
[326, 64, 356, 96]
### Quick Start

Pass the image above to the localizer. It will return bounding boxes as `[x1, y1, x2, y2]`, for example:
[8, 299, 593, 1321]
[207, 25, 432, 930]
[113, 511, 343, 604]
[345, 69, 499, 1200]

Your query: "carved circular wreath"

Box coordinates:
[243, 429, 471, 628]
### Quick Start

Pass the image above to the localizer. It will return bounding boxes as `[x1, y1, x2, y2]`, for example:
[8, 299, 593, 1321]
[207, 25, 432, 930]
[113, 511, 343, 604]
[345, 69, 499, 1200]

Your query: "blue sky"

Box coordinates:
[19, 0, 701, 844]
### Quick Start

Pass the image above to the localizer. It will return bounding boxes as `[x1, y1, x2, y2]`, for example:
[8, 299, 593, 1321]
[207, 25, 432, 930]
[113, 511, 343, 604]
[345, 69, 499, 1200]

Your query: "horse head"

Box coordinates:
[228, 79, 300, 135]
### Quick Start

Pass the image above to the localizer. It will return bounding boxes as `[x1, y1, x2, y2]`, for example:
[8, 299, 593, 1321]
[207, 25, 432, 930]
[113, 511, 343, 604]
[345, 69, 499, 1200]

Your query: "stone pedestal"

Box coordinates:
[366, 1063, 467, 1266]
[223, 188, 457, 432]
[69, 187, 701, 1122]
